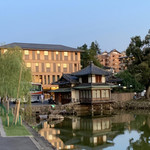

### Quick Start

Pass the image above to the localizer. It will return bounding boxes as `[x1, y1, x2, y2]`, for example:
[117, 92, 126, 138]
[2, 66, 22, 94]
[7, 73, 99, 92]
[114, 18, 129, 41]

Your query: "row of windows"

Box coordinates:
[24, 50, 70, 56]
[24, 50, 78, 61]
[33, 74, 60, 85]
[28, 63, 78, 73]
[80, 90, 110, 99]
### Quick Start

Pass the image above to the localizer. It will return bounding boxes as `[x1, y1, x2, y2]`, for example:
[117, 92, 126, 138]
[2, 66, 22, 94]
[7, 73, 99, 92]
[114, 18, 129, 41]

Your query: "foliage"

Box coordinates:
[0, 47, 32, 101]
[78, 41, 102, 68]
[116, 70, 144, 92]
[126, 30, 150, 98]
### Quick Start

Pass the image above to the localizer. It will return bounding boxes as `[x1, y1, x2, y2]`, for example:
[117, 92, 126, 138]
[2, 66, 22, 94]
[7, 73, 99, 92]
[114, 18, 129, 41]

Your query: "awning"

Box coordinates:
[48, 88, 71, 93]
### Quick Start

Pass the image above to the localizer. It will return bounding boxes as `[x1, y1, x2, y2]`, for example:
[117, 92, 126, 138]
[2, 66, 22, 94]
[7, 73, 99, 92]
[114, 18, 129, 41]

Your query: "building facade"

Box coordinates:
[1, 42, 83, 90]
[98, 50, 126, 73]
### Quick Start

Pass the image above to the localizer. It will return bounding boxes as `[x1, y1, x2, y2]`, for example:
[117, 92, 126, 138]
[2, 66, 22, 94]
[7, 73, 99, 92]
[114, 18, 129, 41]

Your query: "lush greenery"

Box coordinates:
[0, 47, 32, 101]
[126, 30, 150, 98]
[1, 116, 31, 136]
[78, 41, 102, 68]
[116, 70, 144, 92]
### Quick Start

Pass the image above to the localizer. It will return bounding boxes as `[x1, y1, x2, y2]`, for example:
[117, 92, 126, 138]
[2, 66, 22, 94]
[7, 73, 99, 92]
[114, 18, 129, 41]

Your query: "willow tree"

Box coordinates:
[0, 46, 32, 101]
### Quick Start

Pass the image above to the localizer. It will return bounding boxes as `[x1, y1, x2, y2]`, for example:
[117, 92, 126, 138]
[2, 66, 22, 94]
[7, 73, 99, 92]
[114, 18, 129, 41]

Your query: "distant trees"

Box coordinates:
[78, 41, 102, 68]
[0, 47, 32, 101]
[116, 70, 144, 92]
[126, 30, 150, 99]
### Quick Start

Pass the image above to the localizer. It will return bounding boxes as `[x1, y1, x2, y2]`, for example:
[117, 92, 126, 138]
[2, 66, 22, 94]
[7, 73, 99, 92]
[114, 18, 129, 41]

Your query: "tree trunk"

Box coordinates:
[146, 86, 150, 99]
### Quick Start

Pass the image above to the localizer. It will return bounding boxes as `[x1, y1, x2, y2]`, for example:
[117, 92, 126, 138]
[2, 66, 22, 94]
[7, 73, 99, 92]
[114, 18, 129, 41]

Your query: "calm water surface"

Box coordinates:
[38, 112, 150, 150]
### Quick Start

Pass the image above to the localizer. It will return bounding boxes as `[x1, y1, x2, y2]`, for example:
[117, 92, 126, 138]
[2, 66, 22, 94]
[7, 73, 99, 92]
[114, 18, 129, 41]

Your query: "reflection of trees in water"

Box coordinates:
[127, 115, 150, 150]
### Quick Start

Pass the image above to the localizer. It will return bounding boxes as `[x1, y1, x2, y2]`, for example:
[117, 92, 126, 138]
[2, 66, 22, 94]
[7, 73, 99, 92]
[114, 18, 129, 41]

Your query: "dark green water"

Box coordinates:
[39, 112, 150, 150]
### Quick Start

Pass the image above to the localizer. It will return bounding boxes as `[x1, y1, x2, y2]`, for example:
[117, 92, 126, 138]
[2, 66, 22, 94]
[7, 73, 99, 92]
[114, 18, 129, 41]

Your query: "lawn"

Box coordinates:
[1, 116, 31, 136]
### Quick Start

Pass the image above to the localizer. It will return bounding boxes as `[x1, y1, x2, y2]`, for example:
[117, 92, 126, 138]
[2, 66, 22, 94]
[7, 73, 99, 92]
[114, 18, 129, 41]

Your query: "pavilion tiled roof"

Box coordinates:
[52, 74, 79, 85]
[1, 42, 83, 52]
[72, 62, 110, 76]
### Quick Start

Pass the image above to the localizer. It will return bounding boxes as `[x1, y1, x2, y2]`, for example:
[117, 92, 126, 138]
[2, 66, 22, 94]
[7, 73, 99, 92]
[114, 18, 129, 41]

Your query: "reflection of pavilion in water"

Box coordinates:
[39, 113, 135, 150]
[39, 122, 74, 149]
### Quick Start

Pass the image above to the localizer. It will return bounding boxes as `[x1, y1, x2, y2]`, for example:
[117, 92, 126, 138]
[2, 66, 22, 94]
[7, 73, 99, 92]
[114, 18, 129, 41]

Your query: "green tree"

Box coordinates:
[116, 70, 144, 92]
[126, 30, 150, 99]
[78, 41, 102, 68]
[0, 47, 32, 101]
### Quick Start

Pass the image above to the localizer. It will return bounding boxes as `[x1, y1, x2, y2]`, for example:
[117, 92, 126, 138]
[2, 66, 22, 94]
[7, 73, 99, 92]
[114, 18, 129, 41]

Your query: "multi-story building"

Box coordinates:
[98, 49, 126, 73]
[0, 42, 83, 90]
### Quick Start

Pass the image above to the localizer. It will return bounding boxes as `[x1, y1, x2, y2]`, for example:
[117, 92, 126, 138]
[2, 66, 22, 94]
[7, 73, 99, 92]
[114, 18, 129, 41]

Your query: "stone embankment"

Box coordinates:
[113, 99, 150, 110]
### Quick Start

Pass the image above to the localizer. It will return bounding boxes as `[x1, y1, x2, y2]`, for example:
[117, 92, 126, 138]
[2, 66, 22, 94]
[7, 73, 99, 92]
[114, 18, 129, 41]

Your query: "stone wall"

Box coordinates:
[111, 92, 134, 102]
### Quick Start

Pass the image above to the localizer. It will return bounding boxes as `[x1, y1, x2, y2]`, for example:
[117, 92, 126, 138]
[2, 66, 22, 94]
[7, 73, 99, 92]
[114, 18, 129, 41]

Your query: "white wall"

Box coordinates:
[102, 75, 105, 83]
[88, 75, 95, 83]
[71, 90, 79, 102]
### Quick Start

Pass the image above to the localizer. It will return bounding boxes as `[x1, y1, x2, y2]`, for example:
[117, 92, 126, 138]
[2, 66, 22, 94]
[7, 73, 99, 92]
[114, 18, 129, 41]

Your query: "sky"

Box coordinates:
[0, 0, 150, 52]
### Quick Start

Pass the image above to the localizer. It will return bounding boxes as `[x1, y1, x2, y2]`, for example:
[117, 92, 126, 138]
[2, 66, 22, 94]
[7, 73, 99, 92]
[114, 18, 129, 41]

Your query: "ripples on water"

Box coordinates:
[38, 112, 150, 150]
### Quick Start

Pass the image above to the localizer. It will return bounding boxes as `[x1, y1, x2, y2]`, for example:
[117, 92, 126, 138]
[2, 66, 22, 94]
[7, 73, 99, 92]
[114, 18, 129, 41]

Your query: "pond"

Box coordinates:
[38, 111, 150, 150]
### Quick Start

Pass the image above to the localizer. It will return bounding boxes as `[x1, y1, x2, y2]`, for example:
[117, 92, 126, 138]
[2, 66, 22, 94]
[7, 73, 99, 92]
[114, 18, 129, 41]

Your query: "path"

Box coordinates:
[0, 117, 54, 150]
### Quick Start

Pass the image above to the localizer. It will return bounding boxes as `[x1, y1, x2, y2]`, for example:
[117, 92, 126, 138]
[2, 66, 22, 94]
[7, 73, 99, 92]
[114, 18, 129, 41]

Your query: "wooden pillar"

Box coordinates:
[6, 100, 9, 114]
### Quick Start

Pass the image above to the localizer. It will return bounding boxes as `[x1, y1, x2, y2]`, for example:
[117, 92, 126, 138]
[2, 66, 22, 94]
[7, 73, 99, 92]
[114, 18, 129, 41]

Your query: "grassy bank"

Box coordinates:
[1, 116, 31, 136]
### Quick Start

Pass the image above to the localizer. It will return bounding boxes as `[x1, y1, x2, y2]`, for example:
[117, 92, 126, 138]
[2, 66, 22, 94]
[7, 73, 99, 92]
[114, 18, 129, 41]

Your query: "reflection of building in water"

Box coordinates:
[54, 117, 114, 149]
[39, 122, 74, 149]
[39, 113, 136, 150]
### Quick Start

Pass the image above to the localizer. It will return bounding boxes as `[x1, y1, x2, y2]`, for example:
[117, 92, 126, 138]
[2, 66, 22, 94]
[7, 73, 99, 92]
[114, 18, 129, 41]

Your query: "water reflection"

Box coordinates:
[38, 113, 150, 150]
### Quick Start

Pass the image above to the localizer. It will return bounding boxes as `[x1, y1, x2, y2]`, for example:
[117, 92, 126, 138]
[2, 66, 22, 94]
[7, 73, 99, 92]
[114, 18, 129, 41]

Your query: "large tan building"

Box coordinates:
[1, 42, 83, 89]
[98, 49, 126, 73]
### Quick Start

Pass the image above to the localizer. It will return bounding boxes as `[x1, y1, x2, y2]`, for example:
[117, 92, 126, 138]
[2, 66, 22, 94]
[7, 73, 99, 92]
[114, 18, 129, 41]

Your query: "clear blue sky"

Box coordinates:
[0, 0, 150, 52]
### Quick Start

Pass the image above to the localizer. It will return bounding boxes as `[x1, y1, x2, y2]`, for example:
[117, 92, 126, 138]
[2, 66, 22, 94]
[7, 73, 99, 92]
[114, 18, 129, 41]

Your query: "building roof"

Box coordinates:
[72, 62, 110, 76]
[0, 42, 83, 52]
[109, 49, 121, 54]
[52, 74, 79, 85]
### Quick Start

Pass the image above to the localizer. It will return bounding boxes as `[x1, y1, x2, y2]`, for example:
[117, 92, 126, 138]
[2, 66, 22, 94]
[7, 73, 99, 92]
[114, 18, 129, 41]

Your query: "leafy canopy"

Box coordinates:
[0, 47, 32, 100]
[78, 41, 102, 68]
[126, 30, 150, 97]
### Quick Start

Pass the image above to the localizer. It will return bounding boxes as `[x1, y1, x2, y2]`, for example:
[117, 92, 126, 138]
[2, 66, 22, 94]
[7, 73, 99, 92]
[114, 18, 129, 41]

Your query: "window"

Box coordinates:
[26, 63, 31, 68]
[75, 52, 78, 61]
[48, 75, 50, 84]
[56, 51, 59, 55]
[58, 64, 61, 72]
[24, 50, 29, 55]
[35, 63, 39, 72]
[64, 52, 68, 56]
[52, 75, 55, 82]
[63, 64, 67, 72]
[53, 63, 56, 72]
[57, 75, 60, 80]
[74, 64, 77, 72]
[44, 75, 46, 84]
[64, 52, 68, 60]
[101, 90, 109, 98]
[51, 52, 54, 60]
[37, 51, 40, 54]
[32, 51, 35, 60]
[46, 63, 50, 68]
[96, 75, 102, 83]
[42, 63, 45, 72]
[93, 90, 96, 98]
[63, 64, 67, 68]
[44, 51, 48, 55]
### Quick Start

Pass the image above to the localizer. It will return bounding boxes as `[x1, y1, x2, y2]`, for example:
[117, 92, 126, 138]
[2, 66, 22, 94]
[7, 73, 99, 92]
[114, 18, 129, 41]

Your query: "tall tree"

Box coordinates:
[78, 41, 102, 68]
[126, 30, 150, 99]
[0, 47, 32, 101]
